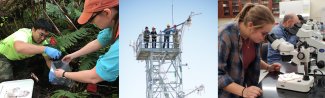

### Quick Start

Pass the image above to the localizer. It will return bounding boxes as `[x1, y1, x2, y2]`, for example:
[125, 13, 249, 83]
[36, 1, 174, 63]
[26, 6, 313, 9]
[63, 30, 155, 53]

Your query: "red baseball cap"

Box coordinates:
[78, 0, 119, 24]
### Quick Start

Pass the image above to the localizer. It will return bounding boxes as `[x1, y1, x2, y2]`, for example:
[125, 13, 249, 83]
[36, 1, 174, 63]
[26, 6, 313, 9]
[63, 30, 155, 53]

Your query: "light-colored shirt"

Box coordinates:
[0, 28, 47, 60]
[95, 28, 119, 82]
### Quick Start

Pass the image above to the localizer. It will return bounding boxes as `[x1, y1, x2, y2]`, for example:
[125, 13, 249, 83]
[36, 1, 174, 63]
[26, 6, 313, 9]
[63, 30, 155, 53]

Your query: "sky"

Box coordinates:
[120, 0, 218, 98]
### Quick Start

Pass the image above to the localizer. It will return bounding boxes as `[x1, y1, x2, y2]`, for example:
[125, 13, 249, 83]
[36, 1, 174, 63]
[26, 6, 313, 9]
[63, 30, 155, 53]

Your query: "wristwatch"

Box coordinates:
[62, 71, 66, 78]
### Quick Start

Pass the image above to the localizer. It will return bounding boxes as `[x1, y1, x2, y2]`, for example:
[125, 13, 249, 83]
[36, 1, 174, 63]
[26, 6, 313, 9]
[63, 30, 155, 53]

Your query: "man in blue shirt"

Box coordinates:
[267, 14, 301, 64]
[163, 24, 171, 48]
[54, 0, 119, 83]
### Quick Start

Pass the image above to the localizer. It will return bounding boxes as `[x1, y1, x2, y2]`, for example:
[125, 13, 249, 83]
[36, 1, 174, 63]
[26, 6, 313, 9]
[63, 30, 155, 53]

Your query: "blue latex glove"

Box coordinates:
[49, 64, 71, 86]
[44, 46, 61, 59]
[49, 66, 56, 84]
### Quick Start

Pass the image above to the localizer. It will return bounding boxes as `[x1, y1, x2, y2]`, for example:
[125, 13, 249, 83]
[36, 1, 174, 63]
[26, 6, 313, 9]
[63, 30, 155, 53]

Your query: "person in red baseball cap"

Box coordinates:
[77, 0, 118, 26]
[54, 0, 119, 84]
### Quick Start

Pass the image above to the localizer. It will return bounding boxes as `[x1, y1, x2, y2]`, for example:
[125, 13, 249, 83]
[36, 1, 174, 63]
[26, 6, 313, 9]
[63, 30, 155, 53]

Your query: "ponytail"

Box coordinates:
[235, 3, 255, 23]
[235, 3, 275, 29]
[109, 5, 119, 45]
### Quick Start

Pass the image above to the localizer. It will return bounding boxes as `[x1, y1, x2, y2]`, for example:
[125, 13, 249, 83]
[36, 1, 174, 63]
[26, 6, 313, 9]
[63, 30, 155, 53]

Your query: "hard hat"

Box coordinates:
[167, 24, 170, 27]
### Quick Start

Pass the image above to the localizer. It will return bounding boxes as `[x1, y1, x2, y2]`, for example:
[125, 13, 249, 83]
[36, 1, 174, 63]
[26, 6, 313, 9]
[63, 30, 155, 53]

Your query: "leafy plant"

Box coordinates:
[0, 0, 117, 97]
[44, 1, 115, 97]
[44, 0, 105, 70]
[79, 46, 109, 70]
[0, 17, 8, 27]
[51, 90, 89, 98]
[52, 28, 89, 52]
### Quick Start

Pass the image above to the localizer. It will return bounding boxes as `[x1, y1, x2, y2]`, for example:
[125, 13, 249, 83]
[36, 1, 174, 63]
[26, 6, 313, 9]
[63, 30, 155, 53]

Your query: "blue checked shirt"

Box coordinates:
[267, 24, 297, 64]
[218, 23, 261, 98]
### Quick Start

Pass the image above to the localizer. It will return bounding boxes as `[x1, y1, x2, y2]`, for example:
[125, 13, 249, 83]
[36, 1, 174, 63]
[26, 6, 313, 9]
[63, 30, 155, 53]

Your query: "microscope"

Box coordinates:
[265, 18, 325, 92]
[267, 33, 314, 92]
[295, 19, 325, 75]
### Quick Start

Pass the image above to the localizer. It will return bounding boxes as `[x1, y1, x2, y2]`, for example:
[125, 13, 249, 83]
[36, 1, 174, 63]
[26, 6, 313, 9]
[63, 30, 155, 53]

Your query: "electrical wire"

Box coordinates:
[313, 69, 325, 87]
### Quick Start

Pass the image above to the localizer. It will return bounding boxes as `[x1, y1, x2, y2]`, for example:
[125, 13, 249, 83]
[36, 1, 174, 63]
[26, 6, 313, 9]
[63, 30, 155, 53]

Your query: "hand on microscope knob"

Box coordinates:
[268, 63, 281, 72]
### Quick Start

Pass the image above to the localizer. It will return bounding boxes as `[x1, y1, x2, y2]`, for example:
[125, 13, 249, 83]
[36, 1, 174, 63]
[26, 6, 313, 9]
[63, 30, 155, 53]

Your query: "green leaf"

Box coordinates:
[51, 90, 89, 98]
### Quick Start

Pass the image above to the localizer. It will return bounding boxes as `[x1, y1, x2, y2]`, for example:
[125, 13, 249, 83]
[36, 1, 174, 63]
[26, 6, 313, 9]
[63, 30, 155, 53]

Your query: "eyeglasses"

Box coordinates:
[88, 11, 102, 24]
[39, 31, 49, 38]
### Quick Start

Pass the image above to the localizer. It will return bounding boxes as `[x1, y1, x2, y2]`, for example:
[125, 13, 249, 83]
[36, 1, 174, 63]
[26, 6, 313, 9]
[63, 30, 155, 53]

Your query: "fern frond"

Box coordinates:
[55, 28, 89, 52]
[51, 90, 88, 98]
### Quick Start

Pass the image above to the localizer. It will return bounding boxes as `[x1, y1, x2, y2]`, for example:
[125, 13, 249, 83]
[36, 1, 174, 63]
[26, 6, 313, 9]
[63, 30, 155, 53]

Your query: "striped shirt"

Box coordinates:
[218, 23, 261, 98]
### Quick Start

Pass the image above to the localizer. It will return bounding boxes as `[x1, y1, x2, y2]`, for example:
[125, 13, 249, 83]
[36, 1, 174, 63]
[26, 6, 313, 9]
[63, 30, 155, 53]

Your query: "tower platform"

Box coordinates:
[136, 48, 180, 60]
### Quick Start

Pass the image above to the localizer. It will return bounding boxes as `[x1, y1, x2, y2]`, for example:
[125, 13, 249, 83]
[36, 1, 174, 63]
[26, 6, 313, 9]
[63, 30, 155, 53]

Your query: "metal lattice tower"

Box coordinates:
[136, 30, 184, 98]
[134, 12, 201, 98]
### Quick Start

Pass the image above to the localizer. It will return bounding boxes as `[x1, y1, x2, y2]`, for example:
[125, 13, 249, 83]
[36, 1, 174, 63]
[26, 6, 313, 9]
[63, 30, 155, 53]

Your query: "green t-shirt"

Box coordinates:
[0, 28, 47, 60]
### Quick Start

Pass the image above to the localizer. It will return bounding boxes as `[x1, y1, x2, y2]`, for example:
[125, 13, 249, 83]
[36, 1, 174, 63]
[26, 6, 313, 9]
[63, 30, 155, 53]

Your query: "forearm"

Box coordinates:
[14, 41, 45, 55]
[64, 68, 103, 84]
[44, 56, 51, 68]
[71, 39, 102, 58]
[260, 60, 270, 70]
[223, 82, 246, 97]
